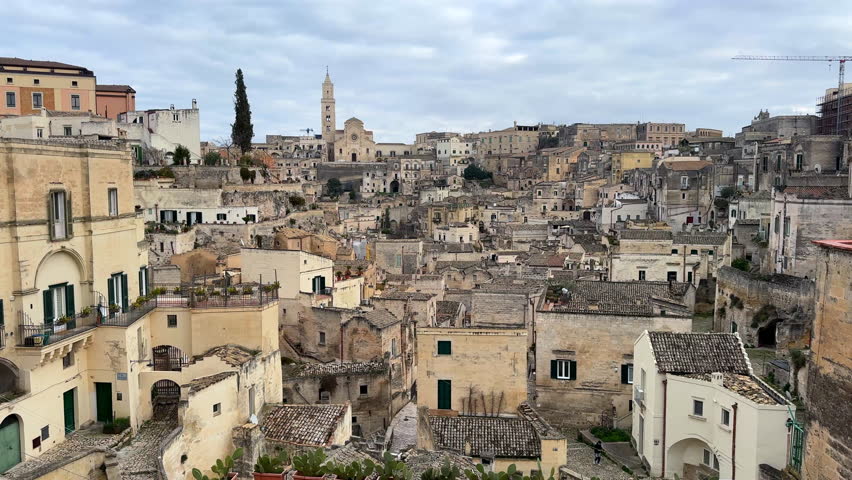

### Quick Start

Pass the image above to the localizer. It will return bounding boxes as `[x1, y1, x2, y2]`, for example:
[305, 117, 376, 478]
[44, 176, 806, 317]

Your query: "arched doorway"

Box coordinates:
[351, 152, 357, 162]
[151, 380, 180, 420]
[667, 437, 719, 480]
[0, 360, 20, 395]
[152, 345, 188, 371]
[0, 415, 21, 473]
[389, 180, 400, 194]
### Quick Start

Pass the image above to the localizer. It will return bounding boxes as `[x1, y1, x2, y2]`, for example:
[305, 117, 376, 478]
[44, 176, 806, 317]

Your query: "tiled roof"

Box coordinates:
[528, 253, 567, 267]
[573, 234, 606, 253]
[436, 300, 462, 316]
[517, 402, 563, 439]
[782, 185, 850, 200]
[96, 84, 135, 93]
[184, 371, 237, 394]
[403, 450, 477, 480]
[378, 291, 435, 301]
[649, 332, 749, 374]
[549, 281, 691, 316]
[355, 308, 400, 329]
[284, 361, 386, 379]
[673, 232, 728, 246]
[0, 57, 90, 71]
[620, 230, 672, 241]
[325, 443, 377, 465]
[262, 404, 348, 446]
[663, 160, 713, 171]
[429, 415, 541, 458]
[678, 373, 785, 405]
[195, 345, 257, 367]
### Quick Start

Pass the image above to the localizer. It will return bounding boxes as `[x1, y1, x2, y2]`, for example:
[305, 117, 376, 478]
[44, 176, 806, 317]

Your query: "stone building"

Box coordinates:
[610, 230, 729, 285]
[636, 122, 686, 147]
[95, 84, 135, 119]
[320, 73, 377, 162]
[652, 158, 715, 231]
[537, 146, 585, 181]
[118, 102, 202, 163]
[281, 361, 390, 435]
[803, 240, 852, 480]
[416, 327, 528, 414]
[714, 266, 814, 349]
[477, 123, 540, 157]
[534, 281, 693, 426]
[766, 185, 852, 278]
[0, 138, 283, 477]
[632, 332, 793, 480]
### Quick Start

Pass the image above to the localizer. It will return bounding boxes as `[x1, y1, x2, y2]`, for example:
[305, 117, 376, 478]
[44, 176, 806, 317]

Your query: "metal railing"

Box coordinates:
[150, 283, 279, 308]
[18, 310, 99, 347]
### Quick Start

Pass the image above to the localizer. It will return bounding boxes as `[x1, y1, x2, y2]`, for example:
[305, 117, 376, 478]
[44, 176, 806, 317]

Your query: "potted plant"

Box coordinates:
[192, 448, 243, 480]
[372, 452, 411, 480]
[329, 459, 374, 480]
[109, 304, 120, 314]
[227, 286, 239, 295]
[253, 451, 289, 479]
[173, 286, 183, 295]
[356, 266, 364, 277]
[344, 267, 352, 279]
[336, 271, 343, 281]
[291, 449, 328, 480]
[80, 306, 92, 317]
[242, 286, 254, 295]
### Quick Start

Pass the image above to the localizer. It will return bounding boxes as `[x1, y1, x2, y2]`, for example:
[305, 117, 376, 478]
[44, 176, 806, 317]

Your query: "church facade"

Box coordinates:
[321, 73, 377, 162]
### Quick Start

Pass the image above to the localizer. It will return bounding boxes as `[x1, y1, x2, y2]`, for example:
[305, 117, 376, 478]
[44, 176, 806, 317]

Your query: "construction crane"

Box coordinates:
[732, 55, 852, 135]
[300, 128, 314, 136]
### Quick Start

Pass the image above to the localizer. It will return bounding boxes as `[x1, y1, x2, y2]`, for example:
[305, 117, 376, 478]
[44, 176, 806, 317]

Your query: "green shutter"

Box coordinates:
[0, 299, 4, 326]
[65, 284, 75, 318]
[569, 360, 577, 380]
[47, 192, 55, 241]
[138, 269, 144, 296]
[64, 191, 73, 238]
[107, 277, 115, 308]
[550, 360, 558, 379]
[437, 380, 452, 410]
[621, 365, 629, 384]
[43, 289, 53, 323]
[120, 274, 128, 311]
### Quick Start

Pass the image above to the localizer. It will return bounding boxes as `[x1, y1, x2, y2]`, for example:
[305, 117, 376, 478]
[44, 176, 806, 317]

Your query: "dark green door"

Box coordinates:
[0, 416, 21, 473]
[63, 389, 76, 434]
[437, 380, 451, 410]
[95, 383, 113, 423]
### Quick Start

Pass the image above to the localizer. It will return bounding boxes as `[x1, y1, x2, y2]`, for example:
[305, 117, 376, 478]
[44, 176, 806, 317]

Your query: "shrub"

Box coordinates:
[103, 417, 130, 434]
[289, 195, 306, 207]
[292, 448, 328, 477]
[242, 287, 254, 295]
[790, 349, 806, 370]
[254, 451, 289, 474]
[590, 426, 630, 442]
[732, 257, 751, 272]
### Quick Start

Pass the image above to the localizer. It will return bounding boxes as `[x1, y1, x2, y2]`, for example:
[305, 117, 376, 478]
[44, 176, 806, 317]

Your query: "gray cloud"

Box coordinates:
[4, 0, 849, 142]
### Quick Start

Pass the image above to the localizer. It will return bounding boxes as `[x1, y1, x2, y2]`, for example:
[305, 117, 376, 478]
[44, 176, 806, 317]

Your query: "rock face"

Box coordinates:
[714, 266, 814, 348]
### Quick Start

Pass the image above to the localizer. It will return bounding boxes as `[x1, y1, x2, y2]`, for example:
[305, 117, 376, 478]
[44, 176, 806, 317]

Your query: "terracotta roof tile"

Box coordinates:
[429, 415, 541, 458]
[262, 404, 348, 446]
[649, 332, 749, 374]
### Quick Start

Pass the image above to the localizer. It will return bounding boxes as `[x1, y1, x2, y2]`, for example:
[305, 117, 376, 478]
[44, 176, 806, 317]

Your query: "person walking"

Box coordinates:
[594, 440, 603, 465]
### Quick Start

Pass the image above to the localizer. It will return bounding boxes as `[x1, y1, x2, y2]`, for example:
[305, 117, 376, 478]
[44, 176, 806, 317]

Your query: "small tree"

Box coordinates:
[326, 178, 343, 198]
[240, 167, 252, 183]
[289, 195, 306, 207]
[463, 164, 492, 181]
[732, 257, 751, 272]
[231, 69, 254, 154]
[173, 144, 191, 165]
[349, 190, 356, 201]
[203, 151, 222, 166]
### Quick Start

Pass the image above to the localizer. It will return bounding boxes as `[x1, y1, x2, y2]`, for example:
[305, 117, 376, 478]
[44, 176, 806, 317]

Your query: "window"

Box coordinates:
[690, 249, 698, 255]
[762, 156, 768, 172]
[41, 426, 49, 441]
[703, 449, 719, 470]
[33, 79, 40, 85]
[216, 213, 227, 221]
[708, 250, 714, 256]
[318, 331, 326, 346]
[71, 80, 78, 87]
[552, 359, 576, 380]
[621, 364, 634, 384]
[680, 176, 688, 189]
[32, 92, 43, 108]
[167, 315, 178, 328]
[721, 407, 731, 426]
[693, 399, 704, 417]
[63, 125, 72, 136]
[5, 91, 14, 107]
[173, 113, 179, 122]
[70, 94, 80, 110]
[687, 272, 693, 283]
[62, 352, 74, 369]
[671, 249, 679, 254]
[437, 340, 452, 355]
[5, 77, 11, 84]
[108, 188, 118, 216]
[391, 338, 398, 356]
[319, 391, 330, 403]
[36, 127, 44, 138]
[213, 403, 221, 416]
[49, 190, 71, 240]
[667, 272, 677, 282]
[795, 153, 803, 170]
[731, 321, 738, 333]
[359, 384, 368, 397]
[784, 216, 791, 236]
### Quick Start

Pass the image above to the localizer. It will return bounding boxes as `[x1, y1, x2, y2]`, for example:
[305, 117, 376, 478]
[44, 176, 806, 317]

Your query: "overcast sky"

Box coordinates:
[5, 0, 850, 143]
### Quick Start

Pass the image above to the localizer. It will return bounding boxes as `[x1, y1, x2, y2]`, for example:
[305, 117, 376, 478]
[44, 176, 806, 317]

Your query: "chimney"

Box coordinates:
[170, 104, 175, 110]
[711, 372, 724, 387]
[192, 98, 197, 109]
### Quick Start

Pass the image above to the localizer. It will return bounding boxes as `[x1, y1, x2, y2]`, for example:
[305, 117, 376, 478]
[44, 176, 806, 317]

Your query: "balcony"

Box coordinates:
[17, 311, 98, 347]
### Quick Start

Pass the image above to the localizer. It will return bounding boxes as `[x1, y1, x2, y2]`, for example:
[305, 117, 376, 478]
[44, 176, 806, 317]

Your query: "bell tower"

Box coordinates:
[321, 69, 336, 160]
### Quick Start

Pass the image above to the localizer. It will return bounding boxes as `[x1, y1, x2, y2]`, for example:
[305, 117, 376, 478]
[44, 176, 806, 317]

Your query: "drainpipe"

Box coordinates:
[732, 403, 738, 480]
[339, 324, 344, 362]
[662, 379, 668, 478]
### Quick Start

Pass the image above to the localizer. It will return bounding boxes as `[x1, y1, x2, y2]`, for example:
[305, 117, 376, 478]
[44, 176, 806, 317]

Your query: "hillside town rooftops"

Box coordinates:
[184, 371, 237, 394]
[648, 332, 749, 374]
[262, 404, 349, 447]
[619, 229, 673, 241]
[677, 373, 786, 405]
[673, 232, 728, 246]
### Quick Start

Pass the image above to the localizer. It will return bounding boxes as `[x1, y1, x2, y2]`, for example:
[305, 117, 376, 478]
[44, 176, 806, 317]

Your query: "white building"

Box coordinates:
[118, 101, 201, 163]
[632, 331, 793, 480]
[436, 137, 473, 175]
[432, 223, 479, 244]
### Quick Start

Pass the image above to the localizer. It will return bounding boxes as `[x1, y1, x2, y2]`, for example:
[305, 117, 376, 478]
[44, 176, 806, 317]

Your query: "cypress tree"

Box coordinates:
[231, 69, 254, 154]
